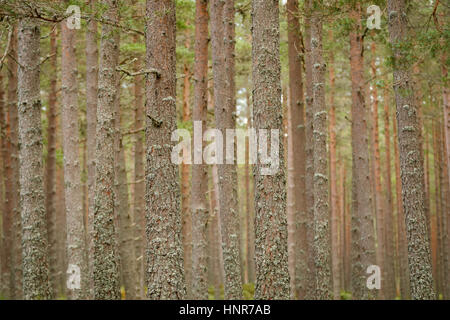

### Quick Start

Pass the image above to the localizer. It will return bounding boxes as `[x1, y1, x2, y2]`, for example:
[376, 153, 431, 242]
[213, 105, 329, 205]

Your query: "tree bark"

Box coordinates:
[191, 0, 209, 300]
[387, 0, 435, 299]
[210, 0, 242, 299]
[349, 3, 376, 300]
[252, 0, 290, 299]
[145, 0, 186, 299]
[18, 17, 52, 300]
[93, 0, 121, 300]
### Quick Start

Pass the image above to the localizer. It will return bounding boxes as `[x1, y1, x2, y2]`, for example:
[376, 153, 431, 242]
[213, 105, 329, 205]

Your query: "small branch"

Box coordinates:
[0, 28, 12, 69]
[116, 66, 161, 78]
[122, 127, 144, 136]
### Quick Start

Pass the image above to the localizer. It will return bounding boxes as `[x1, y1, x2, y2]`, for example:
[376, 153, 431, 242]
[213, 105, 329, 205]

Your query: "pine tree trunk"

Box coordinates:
[191, 0, 209, 300]
[44, 26, 58, 298]
[18, 17, 52, 300]
[252, 0, 289, 299]
[349, 3, 376, 300]
[286, 0, 307, 299]
[303, 0, 316, 299]
[85, 0, 98, 298]
[210, 0, 243, 299]
[311, 0, 332, 299]
[7, 24, 22, 299]
[145, 0, 186, 299]
[93, 0, 121, 300]
[328, 30, 340, 299]
[387, 0, 435, 299]
[61, 15, 89, 300]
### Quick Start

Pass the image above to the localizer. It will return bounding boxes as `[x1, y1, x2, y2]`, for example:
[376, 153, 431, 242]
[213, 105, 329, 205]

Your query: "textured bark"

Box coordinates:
[369, 42, 386, 299]
[0, 66, 13, 299]
[328, 30, 340, 299]
[191, 0, 209, 300]
[132, 34, 145, 299]
[18, 18, 52, 300]
[44, 27, 58, 298]
[61, 16, 89, 300]
[311, 0, 332, 300]
[145, 0, 186, 299]
[303, 0, 316, 300]
[7, 24, 22, 299]
[393, 114, 410, 299]
[210, 0, 242, 299]
[252, 0, 289, 299]
[387, 0, 435, 299]
[432, 122, 442, 294]
[113, 63, 138, 300]
[349, 3, 376, 300]
[286, 0, 307, 299]
[209, 164, 222, 299]
[93, 0, 121, 300]
[85, 0, 98, 298]
[383, 87, 396, 299]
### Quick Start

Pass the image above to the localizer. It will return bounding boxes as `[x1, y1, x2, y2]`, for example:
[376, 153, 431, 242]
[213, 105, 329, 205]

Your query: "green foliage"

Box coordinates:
[340, 290, 352, 300]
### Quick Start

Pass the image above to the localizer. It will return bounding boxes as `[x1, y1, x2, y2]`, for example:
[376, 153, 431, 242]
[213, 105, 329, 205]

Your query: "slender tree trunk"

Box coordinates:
[209, 165, 222, 299]
[393, 113, 410, 299]
[93, 0, 121, 300]
[210, 0, 242, 299]
[349, 3, 376, 300]
[145, 0, 186, 299]
[310, 0, 332, 299]
[18, 17, 52, 300]
[286, 0, 307, 299]
[61, 13, 89, 300]
[86, 0, 98, 298]
[7, 24, 22, 299]
[304, 0, 316, 300]
[369, 42, 386, 299]
[387, 0, 435, 299]
[439, 123, 449, 299]
[383, 86, 396, 299]
[328, 29, 340, 299]
[252, 0, 289, 299]
[190, 0, 209, 300]
[44, 26, 58, 298]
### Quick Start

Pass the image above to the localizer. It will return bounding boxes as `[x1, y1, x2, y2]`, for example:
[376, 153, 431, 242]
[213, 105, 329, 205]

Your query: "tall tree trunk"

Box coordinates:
[383, 86, 396, 299]
[311, 0, 332, 300]
[191, 0, 209, 300]
[210, 0, 242, 299]
[93, 0, 121, 300]
[387, 0, 435, 299]
[209, 165, 222, 299]
[439, 123, 449, 298]
[7, 24, 22, 299]
[304, 0, 316, 300]
[286, 0, 307, 299]
[369, 42, 386, 299]
[349, 3, 376, 300]
[18, 17, 52, 300]
[86, 0, 98, 298]
[393, 113, 410, 299]
[132, 34, 145, 299]
[252, 0, 289, 299]
[328, 29, 340, 300]
[61, 14, 89, 300]
[44, 26, 58, 298]
[145, 0, 186, 299]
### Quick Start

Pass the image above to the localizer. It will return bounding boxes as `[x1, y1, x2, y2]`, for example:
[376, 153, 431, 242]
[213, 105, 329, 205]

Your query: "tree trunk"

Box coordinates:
[210, 0, 242, 299]
[93, 0, 121, 300]
[18, 17, 52, 300]
[44, 26, 58, 298]
[191, 0, 209, 300]
[328, 29, 340, 299]
[303, 0, 316, 300]
[252, 0, 289, 299]
[311, 0, 332, 300]
[286, 0, 307, 299]
[145, 0, 185, 299]
[85, 0, 98, 298]
[349, 3, 376, 300]
[387, 0, 435, 299]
